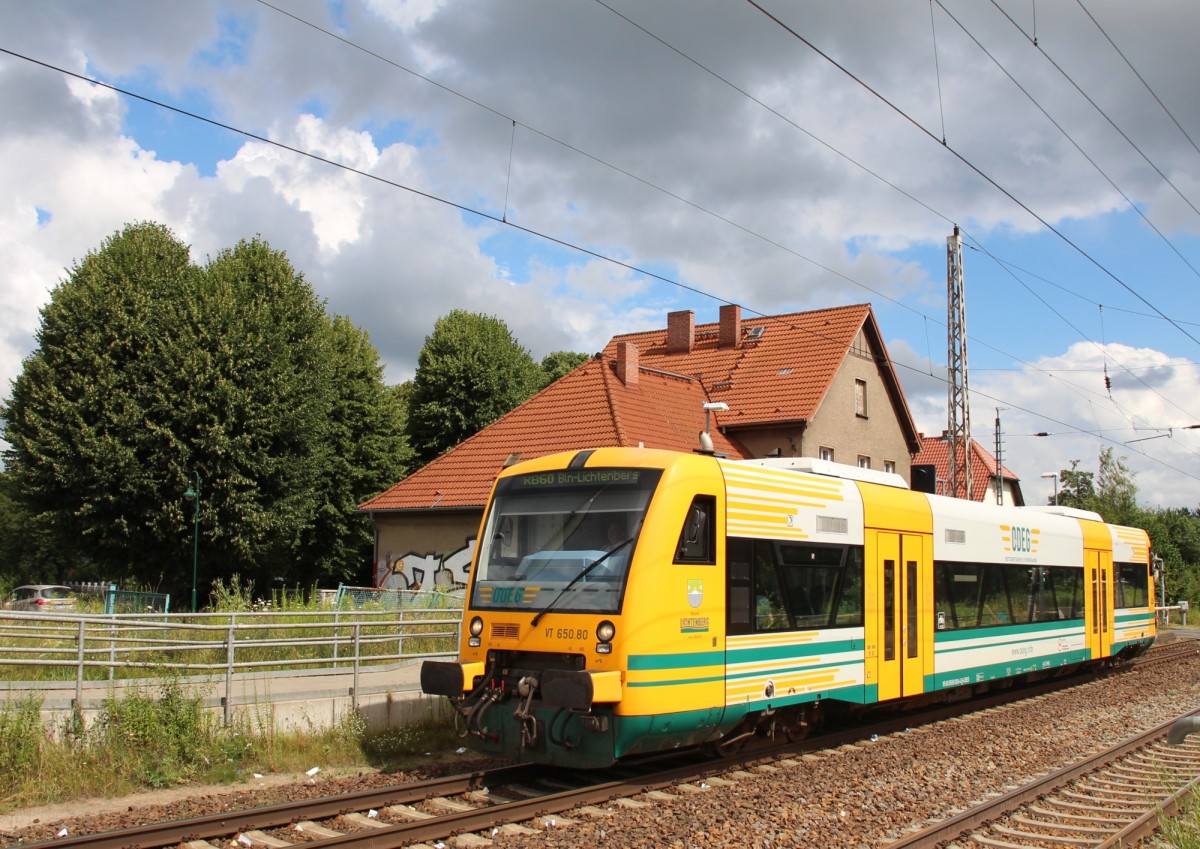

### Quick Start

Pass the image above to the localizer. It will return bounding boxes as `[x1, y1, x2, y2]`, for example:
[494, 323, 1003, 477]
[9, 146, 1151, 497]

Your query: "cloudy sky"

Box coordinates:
[2, 0, 1199, 508]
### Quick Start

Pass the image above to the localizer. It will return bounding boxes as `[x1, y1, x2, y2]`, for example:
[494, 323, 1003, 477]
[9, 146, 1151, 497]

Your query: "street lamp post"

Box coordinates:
[1040, 472, 1058, 506]
[184, 471, 201, 612]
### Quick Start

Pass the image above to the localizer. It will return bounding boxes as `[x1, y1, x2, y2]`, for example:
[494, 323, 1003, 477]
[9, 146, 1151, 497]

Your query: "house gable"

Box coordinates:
[601, 303, 921, 457]
[913, 433, 1025, 504]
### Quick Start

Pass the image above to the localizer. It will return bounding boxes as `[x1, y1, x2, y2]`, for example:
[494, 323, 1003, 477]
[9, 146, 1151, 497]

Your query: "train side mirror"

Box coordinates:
[1168, 716, 1200, 745]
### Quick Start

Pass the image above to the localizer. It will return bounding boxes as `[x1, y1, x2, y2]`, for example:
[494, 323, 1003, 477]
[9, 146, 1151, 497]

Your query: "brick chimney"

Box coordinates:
[666, 310, 695, 354]
[615, 342, 639, 385]
[719, 304, 741, 349]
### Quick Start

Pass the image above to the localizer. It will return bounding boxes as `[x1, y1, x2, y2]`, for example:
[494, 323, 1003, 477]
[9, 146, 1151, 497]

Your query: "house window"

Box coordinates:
[884, 460, 896, 474]
[855, 379, 867, 418]
[857, 455, 870, 469]
[819, 446, 834, 462]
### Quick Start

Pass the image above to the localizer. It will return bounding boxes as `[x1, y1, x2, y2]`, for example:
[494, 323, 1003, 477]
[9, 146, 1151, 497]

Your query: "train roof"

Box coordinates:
[737, 456, 910, 489]
[1019, 504, 1105, 522]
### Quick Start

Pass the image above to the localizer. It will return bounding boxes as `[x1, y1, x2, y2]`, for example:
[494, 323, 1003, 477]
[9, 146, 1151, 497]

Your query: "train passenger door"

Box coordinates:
[1085, 549, 1114, 659]
[872, 531, 928, 702]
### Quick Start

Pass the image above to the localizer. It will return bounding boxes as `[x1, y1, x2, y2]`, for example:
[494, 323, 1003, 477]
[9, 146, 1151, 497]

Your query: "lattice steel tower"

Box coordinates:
[946, 226, 972, 499]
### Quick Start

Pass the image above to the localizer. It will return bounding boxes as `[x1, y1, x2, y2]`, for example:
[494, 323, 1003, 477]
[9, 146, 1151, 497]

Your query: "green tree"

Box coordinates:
[539, 351, 589, 387]
[1054, 449, 1138, 524]
[3, 222, 197, 583]
[405, 310, 543, 464]
[2, 223, 406, 602]
[299, 315, 411, 585]
[1141, 507, 1200, 612]
[1053, 460, 1096, 510]
[0, 470, 64, 590]
[1094, 447, 1138, 525]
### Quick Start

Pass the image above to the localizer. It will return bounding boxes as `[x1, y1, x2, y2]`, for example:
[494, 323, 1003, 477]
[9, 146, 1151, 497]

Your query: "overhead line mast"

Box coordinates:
[947, 226, 972, 499]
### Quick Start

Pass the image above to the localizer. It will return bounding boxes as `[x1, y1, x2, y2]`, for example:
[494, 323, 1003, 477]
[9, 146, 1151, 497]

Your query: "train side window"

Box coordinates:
[776, 543, 864, 628]
[727, 537, 752, 634]
[934, 562, 959, 629]
[754, 541, 790, 631]
[936, 561, 1085, 631]
[1114, 562, 1148, 608]
[977, 564, 1010, 627]
[883, 561, 895, 661]
[674, 496, 716, 564]
[835, 547, 865, 626]
[906, 561, 918, 658]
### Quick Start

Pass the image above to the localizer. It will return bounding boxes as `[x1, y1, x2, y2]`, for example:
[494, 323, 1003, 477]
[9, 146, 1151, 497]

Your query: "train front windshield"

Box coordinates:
[470, 467, 662, 613]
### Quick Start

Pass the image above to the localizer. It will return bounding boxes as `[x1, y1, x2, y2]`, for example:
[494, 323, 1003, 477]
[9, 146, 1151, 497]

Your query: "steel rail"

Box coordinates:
[881, 708, 1200, 848]
[8, 764, 543, 849]
[16, 639, 1195, 849]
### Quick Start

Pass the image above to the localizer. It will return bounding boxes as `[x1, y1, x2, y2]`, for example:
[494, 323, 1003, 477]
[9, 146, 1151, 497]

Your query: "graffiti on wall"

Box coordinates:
[375, 537, 476, 591]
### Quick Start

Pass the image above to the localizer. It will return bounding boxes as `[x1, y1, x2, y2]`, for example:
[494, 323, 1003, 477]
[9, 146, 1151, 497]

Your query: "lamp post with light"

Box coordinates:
[184, 471, 201, 612]
[1040, 472, 1058, 506]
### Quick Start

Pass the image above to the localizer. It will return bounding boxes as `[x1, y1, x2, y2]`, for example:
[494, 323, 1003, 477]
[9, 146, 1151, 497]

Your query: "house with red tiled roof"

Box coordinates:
[912, 432, 1025, 505]
[604, 304, 922, 470]
[359, 303, 922, 590]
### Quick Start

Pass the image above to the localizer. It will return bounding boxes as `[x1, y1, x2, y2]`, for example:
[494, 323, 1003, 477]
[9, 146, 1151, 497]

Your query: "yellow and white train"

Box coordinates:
[421, 447, 1156, 767]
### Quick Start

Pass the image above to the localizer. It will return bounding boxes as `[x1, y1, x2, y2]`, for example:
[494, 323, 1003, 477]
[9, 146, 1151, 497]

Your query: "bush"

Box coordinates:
[94, 675, 221, 787]
[0, 697, 45, 794]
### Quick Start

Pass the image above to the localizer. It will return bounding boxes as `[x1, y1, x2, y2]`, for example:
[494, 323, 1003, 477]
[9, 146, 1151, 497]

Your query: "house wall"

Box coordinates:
[803, 346, 913, 479]
[371, 510, 482, 591]
[983, 478, 1023, 507]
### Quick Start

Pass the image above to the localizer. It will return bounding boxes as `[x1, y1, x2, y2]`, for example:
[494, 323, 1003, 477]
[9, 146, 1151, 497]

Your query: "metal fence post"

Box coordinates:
[224, 620, 235, 726]
[397, 604, 405, 658]
[75, 619, 86, 708]
[332, 609, 341, 667]
[108, 618, 116, 682]
[352, 623, 361, 712]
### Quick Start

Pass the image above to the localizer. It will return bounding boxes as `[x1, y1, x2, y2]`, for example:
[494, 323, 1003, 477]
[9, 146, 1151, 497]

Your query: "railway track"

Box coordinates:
[882, 709, 1200, 848]
[14, 640, 1197, 849]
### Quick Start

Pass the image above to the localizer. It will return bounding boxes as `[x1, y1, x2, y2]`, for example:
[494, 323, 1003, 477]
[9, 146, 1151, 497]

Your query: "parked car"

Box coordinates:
[5, 584, 77, 612]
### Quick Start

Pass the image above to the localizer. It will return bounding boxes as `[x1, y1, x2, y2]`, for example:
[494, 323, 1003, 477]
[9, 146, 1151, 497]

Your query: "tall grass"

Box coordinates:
[1158, 795, 1200, 847]
[0, 674, 460, 812]
[0, 578, 464, 811]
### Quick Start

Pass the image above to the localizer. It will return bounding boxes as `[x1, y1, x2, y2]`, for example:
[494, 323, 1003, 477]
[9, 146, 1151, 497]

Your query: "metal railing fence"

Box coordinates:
[0, 592, 463, 722]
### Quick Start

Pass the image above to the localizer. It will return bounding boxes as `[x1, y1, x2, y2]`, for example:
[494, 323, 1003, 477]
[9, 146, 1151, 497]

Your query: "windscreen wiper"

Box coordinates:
[529, 537, 632, 628]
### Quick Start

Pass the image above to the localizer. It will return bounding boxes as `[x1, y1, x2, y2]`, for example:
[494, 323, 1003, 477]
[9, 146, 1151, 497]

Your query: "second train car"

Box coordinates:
[421, 447, 1155, 767]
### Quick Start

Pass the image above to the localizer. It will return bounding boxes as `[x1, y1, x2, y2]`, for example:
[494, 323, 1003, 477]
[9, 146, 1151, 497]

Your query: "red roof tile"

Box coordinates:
[359, 357, 745, 512]
[602, 304, 919, 447]
[913, 433, 1020, 502]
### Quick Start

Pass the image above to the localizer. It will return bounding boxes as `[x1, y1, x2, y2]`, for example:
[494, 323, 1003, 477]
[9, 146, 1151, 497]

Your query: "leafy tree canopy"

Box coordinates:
[1, 222, 409, 604]
[405, 310, 544, 464]
[539, 351, 589, 386]
[1052, 448, 1137, 525]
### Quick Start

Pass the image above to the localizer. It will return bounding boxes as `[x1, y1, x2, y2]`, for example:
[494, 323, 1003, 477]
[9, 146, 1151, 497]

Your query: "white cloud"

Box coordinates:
[3, 0, 1200, 512]
[970, 342, 1200, 508]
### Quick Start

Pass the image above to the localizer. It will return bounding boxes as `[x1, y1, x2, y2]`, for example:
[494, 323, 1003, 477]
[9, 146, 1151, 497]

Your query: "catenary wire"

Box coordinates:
[256, 0, 1200, 432]
[3, 45, 1197, 483]
[977, 0, 1200, 252]
[743, 0, 1200, 352]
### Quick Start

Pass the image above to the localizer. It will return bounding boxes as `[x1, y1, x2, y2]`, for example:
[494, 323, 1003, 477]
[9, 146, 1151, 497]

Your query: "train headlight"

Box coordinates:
[468, 616, 484, 646]
[595, 619, 616, 654]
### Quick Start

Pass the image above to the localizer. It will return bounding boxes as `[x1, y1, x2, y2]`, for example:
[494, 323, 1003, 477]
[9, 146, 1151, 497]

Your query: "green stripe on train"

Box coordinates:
[627, 650, 725, 671]
[628, 638, 861, 673]
[926, 648, 1092, 690]
[933, 619, 1079, 644]
[726, 638, 861, 663]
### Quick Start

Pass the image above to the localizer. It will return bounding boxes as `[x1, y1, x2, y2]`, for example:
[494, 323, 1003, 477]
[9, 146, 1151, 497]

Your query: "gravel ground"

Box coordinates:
[2, 651, 1198, 849]
[491, 655, 1200, 849]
